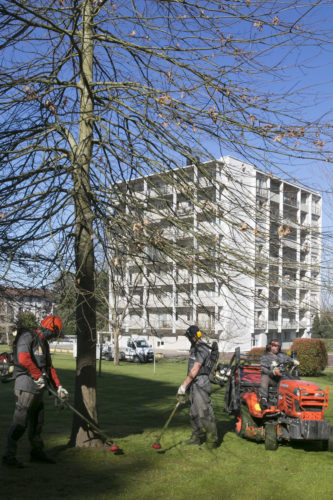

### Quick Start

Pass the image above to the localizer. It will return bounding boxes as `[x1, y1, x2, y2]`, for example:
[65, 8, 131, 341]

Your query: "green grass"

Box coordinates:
[1, 354, 333, 500]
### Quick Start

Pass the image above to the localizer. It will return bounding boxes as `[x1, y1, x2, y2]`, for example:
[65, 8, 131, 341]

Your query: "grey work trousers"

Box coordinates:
[189, 383, 218, 443]
[259, 374, 278, 399]
[4, 390, 45, 458]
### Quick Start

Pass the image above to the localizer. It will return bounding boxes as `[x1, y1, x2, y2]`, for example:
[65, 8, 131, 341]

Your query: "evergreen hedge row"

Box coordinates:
[290, 338, 328, 376]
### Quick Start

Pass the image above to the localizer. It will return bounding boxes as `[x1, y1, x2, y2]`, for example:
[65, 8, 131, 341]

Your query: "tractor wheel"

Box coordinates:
[265, 423, 278, 451]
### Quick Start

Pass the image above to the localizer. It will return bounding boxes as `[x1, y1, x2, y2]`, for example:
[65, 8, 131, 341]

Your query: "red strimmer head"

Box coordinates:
[152, 443, 162, 449]
[109, 445, 120, 452]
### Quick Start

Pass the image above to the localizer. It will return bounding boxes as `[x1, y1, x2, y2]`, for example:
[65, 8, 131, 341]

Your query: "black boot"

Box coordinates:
[184, 433, 203, 446]
[30, 449, 56, 464]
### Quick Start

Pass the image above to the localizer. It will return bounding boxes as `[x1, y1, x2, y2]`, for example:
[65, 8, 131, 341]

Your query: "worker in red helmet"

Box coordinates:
[2, 315, 69, 468]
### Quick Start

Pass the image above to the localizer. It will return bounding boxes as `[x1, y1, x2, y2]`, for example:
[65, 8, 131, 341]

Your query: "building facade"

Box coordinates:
[110, 156, 321, 352]
[0, 286, 53, 343]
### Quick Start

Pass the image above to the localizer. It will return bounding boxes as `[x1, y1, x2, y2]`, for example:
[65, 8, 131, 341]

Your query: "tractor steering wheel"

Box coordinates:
[289, 364, 297, 376]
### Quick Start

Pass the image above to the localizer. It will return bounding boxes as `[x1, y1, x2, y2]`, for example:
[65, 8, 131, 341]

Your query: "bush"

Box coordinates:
[247, 347, 266, 358]
[290, 338, 328, 376]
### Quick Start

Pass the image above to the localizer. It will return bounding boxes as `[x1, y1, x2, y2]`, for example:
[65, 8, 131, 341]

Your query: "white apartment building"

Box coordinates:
[110, 156, 321, 352]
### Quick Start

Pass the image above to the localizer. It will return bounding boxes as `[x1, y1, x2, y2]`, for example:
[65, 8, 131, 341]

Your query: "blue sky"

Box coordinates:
[1, 0, 333, 290]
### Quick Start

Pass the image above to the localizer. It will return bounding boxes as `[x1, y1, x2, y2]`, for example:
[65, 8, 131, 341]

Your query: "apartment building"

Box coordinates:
[0, 286, 53, 343]
[110, 156, 321, 351]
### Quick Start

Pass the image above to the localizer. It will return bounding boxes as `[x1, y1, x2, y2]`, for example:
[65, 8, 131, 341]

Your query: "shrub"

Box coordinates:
[247, 347, 266, 358]
[290, 338, 328, 376]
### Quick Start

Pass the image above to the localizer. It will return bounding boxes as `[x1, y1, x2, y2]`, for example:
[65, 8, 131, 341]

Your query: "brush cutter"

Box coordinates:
[152, 401, 181, 450]
[47, 384, 123, 455]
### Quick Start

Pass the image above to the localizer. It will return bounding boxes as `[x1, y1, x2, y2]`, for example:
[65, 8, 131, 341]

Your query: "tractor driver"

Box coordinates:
[177, 325, 218, 449]
[259, 339, 299, 409]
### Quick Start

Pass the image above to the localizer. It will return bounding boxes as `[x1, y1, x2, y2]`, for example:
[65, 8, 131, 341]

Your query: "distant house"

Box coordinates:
[0, 286, 54, 343]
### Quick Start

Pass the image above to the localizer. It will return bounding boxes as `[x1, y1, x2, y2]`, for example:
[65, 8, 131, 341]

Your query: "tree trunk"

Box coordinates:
[113, 327, 120, 366]
[69, 1, 102, 448]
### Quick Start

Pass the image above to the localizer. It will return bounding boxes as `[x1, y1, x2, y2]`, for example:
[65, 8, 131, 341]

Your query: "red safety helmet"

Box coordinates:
[41, 315, 63, 336]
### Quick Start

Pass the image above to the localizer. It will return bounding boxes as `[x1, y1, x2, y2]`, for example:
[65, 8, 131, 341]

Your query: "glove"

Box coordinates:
[270, 361, 278, 368]
[177, 384, 187, 403]
[57, 386, 69, 400]
[34, 375, 47, 389]
[177, 384, 186, 396]
[293, 360, 300, 366]
[272, 367, 281, 377]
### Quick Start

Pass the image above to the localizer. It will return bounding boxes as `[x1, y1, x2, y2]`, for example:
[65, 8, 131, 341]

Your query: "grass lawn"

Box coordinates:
[1, 353, 333, 500]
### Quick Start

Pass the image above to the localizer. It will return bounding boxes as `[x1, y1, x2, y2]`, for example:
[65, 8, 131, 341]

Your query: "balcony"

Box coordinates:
[151, 275, 174, 286]
[199, 321, 216, 330]
[283, 194, 298, 208]
[283, 238, 298, 250]
[176, 298, 192, 307]
[312, 205, 321, 216]
[255, 321, 267, 330]
[147, 296, 173, 308]
[270, 192, 280, 204]
[176, 273, 192, 284]
[177, 206, 194, 217]
[282, 319, 298, 329]
[268, 320, 279, 330]
[148, 185, 173, 197]
[197, 296, 218, 307]
[197, 177, 214, 190]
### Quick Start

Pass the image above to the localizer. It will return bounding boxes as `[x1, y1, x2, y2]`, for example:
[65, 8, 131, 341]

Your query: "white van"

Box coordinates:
[125, 339, 154, 363]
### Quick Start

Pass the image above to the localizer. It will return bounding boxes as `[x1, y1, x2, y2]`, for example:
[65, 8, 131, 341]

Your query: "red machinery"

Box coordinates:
[219, 347, 332, 450]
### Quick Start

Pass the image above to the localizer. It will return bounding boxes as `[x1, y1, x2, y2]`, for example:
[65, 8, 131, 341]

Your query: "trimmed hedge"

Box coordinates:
[290, 338, 328, 376]
[247, 347, 266, 357]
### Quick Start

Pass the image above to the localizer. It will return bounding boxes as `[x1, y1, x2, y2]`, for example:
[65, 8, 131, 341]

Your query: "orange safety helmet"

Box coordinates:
[40, 315, 63, 336]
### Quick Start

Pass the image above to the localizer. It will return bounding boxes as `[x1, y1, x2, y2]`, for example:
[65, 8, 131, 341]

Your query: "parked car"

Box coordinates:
[101, 342, 125, 361]
[125, 339, 154, 363]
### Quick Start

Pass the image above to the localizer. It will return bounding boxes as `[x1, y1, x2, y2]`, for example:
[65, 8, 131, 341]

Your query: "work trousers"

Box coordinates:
[4, 390, 45, 458]
[259, 374, 278, 399]
[189, 383, 218, 444]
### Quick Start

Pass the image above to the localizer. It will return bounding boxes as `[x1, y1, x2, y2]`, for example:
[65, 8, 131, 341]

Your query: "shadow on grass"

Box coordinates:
[0, 363, 237, 499]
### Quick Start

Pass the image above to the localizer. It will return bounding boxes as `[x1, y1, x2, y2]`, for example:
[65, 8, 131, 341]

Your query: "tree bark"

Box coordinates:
[113, 326, 120, 366]
[69, 0, 102, 448]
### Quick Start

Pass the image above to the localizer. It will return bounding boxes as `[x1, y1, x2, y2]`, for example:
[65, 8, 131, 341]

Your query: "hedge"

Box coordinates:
[247, 347, 266, 358]
[290, 338, 328, 376]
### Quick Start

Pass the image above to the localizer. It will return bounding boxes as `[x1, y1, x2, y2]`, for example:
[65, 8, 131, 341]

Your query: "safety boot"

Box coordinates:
[184, 433, 203, 446]
[206, 440, 218, 450]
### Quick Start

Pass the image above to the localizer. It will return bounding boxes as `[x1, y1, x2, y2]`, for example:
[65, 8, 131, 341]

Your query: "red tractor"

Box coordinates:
[218, 347, 333, 451]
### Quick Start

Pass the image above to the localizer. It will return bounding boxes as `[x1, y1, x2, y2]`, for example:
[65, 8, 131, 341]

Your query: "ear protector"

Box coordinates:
[185, 325, 202, 340]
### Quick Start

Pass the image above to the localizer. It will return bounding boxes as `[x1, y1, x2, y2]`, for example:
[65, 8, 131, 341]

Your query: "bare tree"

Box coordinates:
[0, 1, 331, 446]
